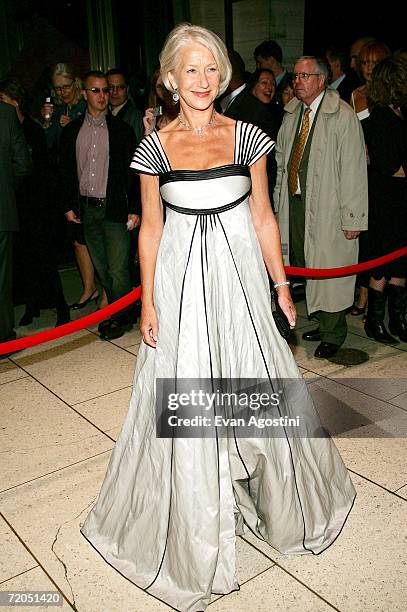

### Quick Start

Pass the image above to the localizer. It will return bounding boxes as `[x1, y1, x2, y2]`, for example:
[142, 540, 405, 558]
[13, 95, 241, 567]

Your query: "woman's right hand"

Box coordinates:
[140, 302, 158, 347]
[143, 108, 156, 136]
[65, 210, 81, 224]
[41, 103, 54, 120]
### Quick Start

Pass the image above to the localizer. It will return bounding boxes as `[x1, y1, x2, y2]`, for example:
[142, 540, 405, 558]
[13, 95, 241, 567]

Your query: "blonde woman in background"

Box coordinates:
[351, 41, 390, 120]
[41, 63, 105, 310]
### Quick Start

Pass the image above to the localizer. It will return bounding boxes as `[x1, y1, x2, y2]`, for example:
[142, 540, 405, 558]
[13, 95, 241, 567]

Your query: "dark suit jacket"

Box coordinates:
[335, 74, 356, 104]
[274, 70, 293, 106]
[59, 112, 140, 220]
[225, 89, 283, 140]
[0, 103, 32, 231]
[114, 99, 144, 144]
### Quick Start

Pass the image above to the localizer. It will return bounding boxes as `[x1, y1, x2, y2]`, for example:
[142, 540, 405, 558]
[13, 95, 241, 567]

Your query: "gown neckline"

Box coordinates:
[153, 119, 240, 173]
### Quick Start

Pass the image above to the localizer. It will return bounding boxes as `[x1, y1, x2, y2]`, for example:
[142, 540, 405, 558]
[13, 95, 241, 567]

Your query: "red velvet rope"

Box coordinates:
[0, 287, 141, 355]
[285, 246, 407, 277]
[1, 246, 406, 356]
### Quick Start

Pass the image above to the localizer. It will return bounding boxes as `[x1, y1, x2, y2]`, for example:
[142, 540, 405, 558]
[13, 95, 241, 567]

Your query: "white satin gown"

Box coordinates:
[81, 122, 356, 612]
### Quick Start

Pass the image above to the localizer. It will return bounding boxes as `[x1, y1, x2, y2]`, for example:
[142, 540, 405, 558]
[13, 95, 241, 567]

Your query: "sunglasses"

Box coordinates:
[85, 87, 110, 94]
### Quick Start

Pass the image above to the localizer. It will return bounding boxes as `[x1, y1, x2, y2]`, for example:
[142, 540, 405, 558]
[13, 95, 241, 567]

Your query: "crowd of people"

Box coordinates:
[0, 32, 406, 353]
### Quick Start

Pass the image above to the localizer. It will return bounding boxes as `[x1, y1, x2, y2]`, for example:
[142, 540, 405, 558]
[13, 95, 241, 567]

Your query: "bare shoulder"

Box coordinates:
[215, 113, 236, 128]
[156, 117, 179, 144]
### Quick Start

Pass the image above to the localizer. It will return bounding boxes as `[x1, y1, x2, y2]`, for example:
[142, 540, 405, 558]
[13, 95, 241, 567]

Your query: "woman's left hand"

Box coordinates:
[277, 291, 296, 328]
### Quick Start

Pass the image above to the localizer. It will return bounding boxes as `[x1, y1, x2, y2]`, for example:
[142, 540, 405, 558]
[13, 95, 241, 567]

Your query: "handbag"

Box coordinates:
[271, 289, 291, 339]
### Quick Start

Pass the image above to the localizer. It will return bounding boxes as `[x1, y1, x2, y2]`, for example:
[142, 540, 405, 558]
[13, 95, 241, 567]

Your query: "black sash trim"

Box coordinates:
[163, 189, 251, 216]
[159, 164, 250, 186]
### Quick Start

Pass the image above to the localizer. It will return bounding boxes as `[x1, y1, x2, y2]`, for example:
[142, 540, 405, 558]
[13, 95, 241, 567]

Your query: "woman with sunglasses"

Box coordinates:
[41, 63, 103, 311]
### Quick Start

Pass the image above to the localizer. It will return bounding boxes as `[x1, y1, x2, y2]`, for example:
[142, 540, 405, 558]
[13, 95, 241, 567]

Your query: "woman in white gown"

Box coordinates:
[81, 23, 356, 612]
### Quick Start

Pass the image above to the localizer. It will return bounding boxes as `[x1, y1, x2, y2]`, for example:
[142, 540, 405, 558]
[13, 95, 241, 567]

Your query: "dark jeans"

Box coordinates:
[0, 231, 15, 341]
[289, 193, 347, 346]
[82, 203, 132, 324]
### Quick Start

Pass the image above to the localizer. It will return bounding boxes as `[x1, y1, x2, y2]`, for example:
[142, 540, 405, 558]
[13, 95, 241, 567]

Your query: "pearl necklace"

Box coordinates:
[178, 110, 217, 136]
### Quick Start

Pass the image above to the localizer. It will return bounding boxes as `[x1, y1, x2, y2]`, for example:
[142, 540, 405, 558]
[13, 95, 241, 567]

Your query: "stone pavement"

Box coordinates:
[1, 269, 406, 611]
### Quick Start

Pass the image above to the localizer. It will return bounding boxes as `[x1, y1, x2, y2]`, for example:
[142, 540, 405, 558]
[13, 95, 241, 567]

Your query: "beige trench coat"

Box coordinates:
[273, 89, 368, 314]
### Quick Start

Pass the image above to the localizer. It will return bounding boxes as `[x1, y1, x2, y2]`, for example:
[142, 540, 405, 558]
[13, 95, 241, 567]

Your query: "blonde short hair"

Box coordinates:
[159, 23, 232, 97]
[50, 62, 82, 105]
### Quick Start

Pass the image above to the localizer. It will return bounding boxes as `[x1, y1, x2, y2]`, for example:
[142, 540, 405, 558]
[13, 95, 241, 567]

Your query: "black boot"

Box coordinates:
[55, 303, 70, 327]
[364, 288, 398, 344]
[19, 306, 40, 326]
[388, 284, 407, 342]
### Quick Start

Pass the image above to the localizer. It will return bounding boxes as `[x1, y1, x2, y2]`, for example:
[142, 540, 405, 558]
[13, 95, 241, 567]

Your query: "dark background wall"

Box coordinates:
[1, 0, 405, 106]
[304, 0, 405, 55]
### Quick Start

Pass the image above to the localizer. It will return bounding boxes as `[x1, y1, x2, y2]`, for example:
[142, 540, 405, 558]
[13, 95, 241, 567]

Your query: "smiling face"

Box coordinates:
[293, 59, 325, 106]
[252, 70, 276, 104]
[168, 42, 220, 111]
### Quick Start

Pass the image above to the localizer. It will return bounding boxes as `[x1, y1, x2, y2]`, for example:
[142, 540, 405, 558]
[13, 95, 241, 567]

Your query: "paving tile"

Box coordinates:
[0, 454, 270, 612]
[307, 376, 407, 437]
[72, 387, 132, 433]
[0, 455, 171, 612]
[109, 327, 142, 348]
[0, 566, 71, 610]
[297, 377, 407, 489]
[290, 325, 399, 377]
[12, 330, 137, 405]
[124, 344, 140, 356]
[391, 390, 407, 411]
[209, 564, 332, 610]
[235, 537, 274, 584]
[395, 485, 407, 499]
[331, 352, 407, 387]
[0, 377, 113, 490]
[335, 438, 407, 491]
[0, 361, 28, 386]
[243, 475, 407, 612]
[0, 517, 36, 583]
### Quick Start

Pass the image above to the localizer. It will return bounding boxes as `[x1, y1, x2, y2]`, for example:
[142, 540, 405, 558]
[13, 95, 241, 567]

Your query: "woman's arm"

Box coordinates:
[138, 174, 164, 346]
[249, 155, 296, 328]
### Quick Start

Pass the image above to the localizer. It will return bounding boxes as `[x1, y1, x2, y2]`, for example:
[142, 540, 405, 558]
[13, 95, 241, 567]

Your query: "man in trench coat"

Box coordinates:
[273, 56, 368, 358]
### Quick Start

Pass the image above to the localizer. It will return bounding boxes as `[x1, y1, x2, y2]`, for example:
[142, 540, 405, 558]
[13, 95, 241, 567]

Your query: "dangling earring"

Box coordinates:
[172, 88, 179, 103]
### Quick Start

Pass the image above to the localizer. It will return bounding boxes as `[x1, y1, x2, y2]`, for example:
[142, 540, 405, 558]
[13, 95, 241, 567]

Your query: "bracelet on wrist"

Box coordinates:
[273, 280, 290, 289]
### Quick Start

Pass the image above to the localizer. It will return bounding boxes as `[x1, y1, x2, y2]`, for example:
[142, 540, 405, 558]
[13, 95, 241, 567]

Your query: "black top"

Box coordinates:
[363, 105, 407, 177]
[225, 89, 283, 140]
[362, 104, 407, 274]
[0, 102, 32, 231]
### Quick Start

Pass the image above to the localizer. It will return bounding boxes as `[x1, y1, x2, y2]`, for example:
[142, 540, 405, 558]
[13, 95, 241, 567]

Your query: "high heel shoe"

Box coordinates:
[19, 307, 40, 326]
[69, 290, 99, 310]
[350, 304, 366, 316]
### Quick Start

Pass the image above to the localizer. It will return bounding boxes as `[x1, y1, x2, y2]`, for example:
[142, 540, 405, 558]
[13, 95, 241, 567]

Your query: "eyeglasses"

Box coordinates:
[292, 72, 322, 81]
[85, 87, 110, 94]
[54, 82, 74, 92]
[108, 84, 127, 91]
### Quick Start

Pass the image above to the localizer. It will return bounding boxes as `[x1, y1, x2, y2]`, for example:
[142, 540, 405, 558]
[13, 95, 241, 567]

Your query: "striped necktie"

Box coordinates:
[288, 107, 311, 196]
